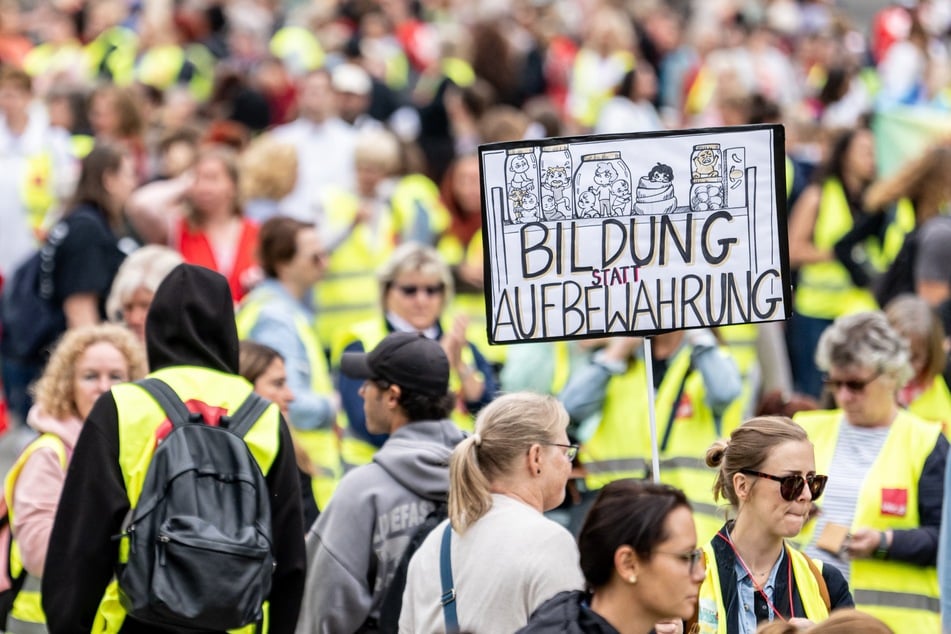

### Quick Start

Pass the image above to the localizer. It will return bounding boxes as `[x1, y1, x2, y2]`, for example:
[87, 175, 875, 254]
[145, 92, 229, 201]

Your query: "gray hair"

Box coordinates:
[377, 242, 455, 308]
[815, 311, 913, 385]
[106, 246, 184, 322]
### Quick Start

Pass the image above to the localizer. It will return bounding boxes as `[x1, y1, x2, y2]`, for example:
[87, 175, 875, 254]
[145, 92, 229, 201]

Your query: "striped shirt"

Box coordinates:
[806, 418, 890, 582]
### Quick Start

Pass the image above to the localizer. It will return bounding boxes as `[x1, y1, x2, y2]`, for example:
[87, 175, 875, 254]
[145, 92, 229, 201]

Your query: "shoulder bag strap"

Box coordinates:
[136, 377, 194, 429]
[801, 550, 832, 611]
[439, 523, 459, 633]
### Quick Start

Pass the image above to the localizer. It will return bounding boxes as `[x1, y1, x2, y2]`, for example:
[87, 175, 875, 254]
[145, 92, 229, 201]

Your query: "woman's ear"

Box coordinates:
[733, 471, 751, 503]
[527, 443, 543, 475]
[614, 545, 640, 580]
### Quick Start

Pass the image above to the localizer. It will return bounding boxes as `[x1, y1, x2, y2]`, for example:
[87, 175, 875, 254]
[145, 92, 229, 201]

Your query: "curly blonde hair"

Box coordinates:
[32, 324, 147, 420]
[239, 135, 298, 201]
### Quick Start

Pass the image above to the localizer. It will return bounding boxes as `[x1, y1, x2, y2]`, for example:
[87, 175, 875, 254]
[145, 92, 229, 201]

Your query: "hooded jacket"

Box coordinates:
[296, 418, 466, 634]
[42, 264, 306, 633]
[517, 591, 621, 634]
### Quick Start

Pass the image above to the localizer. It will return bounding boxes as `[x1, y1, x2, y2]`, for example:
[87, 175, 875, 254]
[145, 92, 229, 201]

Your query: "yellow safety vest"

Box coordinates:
[3, 434, 68, 631]
[580, 347, 741, 542]
[716, 324, 759, 421]
[22, 150, 56, 233]
[794, 409, 941, 633]
[135, 44, 214, 103]
[84, 26, 137, 85]
[269, 27, 325, 75]
[314, 187, 397, 347]
[331, 319, 477, 469]
[696, 541, 829, 633]
[908, 376, 951, 438]
[390, 173, 450, 242]
[568, 49, 635, 127]
[795, 181, 913, 319]
[236, 288, 343, 509]
[92, 367, 280, 634]
[438, 230, 507, 366]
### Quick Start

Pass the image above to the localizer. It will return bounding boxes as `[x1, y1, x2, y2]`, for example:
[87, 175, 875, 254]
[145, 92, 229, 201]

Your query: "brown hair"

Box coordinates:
[756, 609, 893, 634]
[187, 145, 243, 223]
[448, 392, 568, 532]
[70, 143, 128, 224]
[865, 143, 951, 224]
[706, 416, 809, 509]
[32, 324, 147, 420]
[885, 294, 948, 383]
[238, 340, 282, 384]
[90, 84, 145, 139]
[258, 216, 314, 278]
[0, 66, 31, 92]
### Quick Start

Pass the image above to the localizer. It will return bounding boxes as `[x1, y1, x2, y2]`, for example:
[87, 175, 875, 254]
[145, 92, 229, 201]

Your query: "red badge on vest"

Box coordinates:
[675, 394, 693, 419]
[881, 488, 908, 517]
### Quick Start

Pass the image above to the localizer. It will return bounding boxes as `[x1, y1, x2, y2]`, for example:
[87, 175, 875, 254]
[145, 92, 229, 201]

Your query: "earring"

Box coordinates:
[628, 574, 637, 584]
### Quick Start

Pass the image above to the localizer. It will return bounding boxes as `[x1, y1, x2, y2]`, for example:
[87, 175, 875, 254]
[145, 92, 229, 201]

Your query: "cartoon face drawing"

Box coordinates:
[509, 155, 530, 174]
[611, 180, 631, 199]
[593, 163, 618, 186]
[692, 148, 720, 179]
[648, 163, 674, 183]
[577, 191, 597, 216]
[697, 149, 716, 167]
[542, 165, 569, 189]
[520, 192, 539, 221]
[542, 195, 556, 212]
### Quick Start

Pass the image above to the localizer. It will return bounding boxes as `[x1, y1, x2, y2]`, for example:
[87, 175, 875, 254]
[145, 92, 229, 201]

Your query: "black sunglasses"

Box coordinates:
[740, 469, 828, 501]
[822, 371, 881, 393]
[394, 283, 445, 297]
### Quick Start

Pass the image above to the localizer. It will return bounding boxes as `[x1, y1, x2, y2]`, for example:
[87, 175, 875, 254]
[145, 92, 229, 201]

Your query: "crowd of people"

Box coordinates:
[0, 0, 949, 632]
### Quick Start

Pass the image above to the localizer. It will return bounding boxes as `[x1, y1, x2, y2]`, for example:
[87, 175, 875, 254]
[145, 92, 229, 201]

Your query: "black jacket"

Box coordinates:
[517, 591, 621, 634]
[42, 264, 307, 633]
[707, 523, 853, 634]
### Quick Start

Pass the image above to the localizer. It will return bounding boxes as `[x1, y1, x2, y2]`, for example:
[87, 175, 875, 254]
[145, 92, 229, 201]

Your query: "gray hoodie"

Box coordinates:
[296, 418, 466, 633]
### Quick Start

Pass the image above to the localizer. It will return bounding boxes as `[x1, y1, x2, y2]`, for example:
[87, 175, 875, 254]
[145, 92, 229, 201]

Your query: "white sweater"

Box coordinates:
[400, 494, 585, 633]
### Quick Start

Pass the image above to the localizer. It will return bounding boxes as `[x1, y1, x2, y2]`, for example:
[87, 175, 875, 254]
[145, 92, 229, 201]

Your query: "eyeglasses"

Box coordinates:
[652, 548, 706, 574]
[740, 469, 828, 502]
[394, 283, 445, 297]
[542, 442, 579, 461]
[822, 371, 881, 394]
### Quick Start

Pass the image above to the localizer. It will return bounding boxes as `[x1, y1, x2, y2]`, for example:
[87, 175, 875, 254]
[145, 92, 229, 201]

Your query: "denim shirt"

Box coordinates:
[245, 279, 335, 431]
[734, 549, 784, 634]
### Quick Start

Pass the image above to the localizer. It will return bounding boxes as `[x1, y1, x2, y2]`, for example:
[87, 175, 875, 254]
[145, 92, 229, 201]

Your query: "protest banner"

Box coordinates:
[479, 124, 791, 344]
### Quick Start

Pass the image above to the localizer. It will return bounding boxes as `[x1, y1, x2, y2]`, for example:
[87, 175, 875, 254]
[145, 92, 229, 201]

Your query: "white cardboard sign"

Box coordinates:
[479, 124, 791, 344]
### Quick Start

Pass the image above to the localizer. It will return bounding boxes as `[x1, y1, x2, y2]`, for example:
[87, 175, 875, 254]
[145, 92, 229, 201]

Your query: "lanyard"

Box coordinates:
[716, 530, 794, 623]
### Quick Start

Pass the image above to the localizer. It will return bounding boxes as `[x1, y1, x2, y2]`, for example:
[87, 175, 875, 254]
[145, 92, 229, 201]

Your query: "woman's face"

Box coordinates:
[538, 428, 573, 511]
[845, 129, 876, 183]
[827, 363, 897, 426]
[189, 156, 236, 217]
[736, 439, 818, 538]
[104, 155, 137, 210]
[632, 506, 705, 622]
[384, 269, 445, 330]
[122, 286, 153, 342]
[73, 341, 130, 420]
[452, 156, 482, 215]
[89, 92, 118, 138]
[253, 357, 294, 415]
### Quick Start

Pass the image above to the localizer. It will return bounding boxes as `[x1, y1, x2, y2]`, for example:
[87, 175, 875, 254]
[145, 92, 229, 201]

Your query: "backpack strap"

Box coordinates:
[136, 378, 197, 428]
[803, 551, 832, 612]
[223, 391, 271, 439]
[439, 524, 458, 633]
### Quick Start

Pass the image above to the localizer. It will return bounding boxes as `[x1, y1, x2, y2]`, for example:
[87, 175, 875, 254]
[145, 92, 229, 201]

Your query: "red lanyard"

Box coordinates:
[716, 530, 794, 622]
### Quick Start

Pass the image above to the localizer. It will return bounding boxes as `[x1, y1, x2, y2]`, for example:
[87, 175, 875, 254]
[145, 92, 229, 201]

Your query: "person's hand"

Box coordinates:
[787, 617, 813, 629]
[846, 528, 886, 558]
[602, 336, 642, 362]
[653, 618, 683, 634]
[441, 315, 468, 370]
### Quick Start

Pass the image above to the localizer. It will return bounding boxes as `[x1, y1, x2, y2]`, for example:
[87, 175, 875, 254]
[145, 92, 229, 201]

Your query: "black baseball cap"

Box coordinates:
[340, 332, 450, 397]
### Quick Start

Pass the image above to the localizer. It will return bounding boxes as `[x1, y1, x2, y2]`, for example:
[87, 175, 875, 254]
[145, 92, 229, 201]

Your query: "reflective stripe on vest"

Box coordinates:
[697, 543, 829, 633]
[4, 434, 68, 629]
[91, 367, 281, 634]
[794, 178, 877, 319]
[236, 288, 342, 508]
[795, 409, 940, 633]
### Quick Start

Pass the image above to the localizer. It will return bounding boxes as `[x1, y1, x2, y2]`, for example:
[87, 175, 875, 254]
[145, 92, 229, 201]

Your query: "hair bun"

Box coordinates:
[705, 440, 728, 468]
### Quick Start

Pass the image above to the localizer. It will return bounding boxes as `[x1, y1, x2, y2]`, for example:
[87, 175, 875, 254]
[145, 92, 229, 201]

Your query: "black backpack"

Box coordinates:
[375, 501, 449, 634]
[0, 516, 26, 626]
[0, 235, 65, 362]
[116, 378, 275, 630]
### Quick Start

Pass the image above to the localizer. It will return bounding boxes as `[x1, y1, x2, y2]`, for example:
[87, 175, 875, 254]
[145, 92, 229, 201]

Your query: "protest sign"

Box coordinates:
[479, 124, 791, 344]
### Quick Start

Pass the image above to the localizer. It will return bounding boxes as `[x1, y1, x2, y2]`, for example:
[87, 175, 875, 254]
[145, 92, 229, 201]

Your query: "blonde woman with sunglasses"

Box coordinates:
[695, 416, 853, 634]
[793, 311, 947, 633]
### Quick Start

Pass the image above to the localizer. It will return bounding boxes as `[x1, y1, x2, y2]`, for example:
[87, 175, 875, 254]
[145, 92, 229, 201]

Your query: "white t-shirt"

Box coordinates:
[400, 494, 585, 634]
